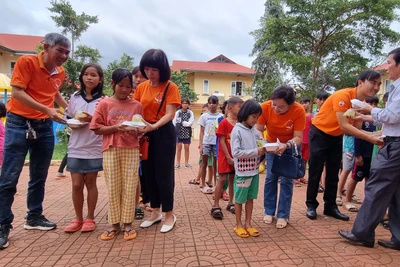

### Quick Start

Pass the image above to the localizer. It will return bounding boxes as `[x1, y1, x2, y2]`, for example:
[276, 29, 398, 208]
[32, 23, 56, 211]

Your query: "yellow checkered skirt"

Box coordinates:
[103, 147, 140, 224]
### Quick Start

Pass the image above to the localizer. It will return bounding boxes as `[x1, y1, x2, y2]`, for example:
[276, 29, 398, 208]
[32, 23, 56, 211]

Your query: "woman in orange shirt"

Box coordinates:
[134, 49, 181, 233]
[256, 85, 306, 229]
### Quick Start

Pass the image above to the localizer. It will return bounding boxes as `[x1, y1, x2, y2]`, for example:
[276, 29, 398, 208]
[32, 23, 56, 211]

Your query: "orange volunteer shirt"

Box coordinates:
[257, 100, 306, 143]
[133, 80, 181, 122]
[8, 52, 65, 119]
[312, 88, 356, 136]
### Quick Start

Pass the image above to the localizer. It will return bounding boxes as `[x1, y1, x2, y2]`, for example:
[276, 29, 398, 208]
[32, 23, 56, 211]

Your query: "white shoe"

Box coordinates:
[140, 214, 162, 228]
[160, 215, 176, 233]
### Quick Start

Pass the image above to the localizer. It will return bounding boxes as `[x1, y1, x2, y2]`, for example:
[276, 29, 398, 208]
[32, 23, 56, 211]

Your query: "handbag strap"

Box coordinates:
[291, 142, 299, 156]
[155, 82, 171, 120]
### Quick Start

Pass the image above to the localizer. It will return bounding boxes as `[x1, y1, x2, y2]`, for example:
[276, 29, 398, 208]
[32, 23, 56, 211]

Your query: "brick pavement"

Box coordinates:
[0, 140, 399, 266]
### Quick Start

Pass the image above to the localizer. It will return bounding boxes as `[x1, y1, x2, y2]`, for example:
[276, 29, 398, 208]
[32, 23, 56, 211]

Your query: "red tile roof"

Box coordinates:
[171, 55, 255, 75]
[374, 63, 388, 71]
[0, 33, 43, 53]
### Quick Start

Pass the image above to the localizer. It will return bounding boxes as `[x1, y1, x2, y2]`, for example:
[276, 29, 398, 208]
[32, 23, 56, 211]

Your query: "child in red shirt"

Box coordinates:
[211, 97, 243, 219]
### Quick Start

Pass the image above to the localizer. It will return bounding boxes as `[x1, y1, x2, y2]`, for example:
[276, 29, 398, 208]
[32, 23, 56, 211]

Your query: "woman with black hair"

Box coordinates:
[134, 49, 181, 233]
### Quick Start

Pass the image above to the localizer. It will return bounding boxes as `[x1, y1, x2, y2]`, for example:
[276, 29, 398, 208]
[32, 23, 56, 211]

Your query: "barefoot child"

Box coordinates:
[211, 97, 243, 219]
[230, 99, 264, 238]
[90, 68, 143, 240]
[63, 63, 104, 233]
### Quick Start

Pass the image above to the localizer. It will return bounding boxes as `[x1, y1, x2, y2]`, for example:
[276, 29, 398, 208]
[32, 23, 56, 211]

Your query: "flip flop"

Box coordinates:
[188, 179, 200, 185]
[122, 228, 137, 240]
[246, 227, 260, 237]
[233, 227, 249, 238]
[344, 203, 358, 212]
[101, 229, 120, 240]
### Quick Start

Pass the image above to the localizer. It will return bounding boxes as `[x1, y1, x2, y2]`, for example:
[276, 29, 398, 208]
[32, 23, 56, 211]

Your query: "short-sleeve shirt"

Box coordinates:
[198, 112, 224, 145]
[257, 100, 306, 143]
[302, 113, 313, 144]
[8, 52, 65, 119]
[133, 80, 181, 122]
[312, 88, 356, 136]
[67, 92, 103, 159]
[216, 118, 235, 173]
[90, 98, 144, 151]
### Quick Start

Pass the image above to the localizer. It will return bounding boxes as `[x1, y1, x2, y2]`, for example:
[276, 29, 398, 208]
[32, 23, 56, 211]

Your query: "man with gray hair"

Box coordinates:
[0, 33, 70, 249]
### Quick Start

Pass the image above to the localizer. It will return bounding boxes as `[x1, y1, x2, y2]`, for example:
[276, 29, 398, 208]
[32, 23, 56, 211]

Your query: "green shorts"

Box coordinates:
[198, 154, 214, 166]
[234, 174, 259, 204]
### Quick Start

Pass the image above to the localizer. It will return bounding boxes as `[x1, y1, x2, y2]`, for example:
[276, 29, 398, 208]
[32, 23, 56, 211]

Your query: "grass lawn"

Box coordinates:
[52, 142, 67, 160]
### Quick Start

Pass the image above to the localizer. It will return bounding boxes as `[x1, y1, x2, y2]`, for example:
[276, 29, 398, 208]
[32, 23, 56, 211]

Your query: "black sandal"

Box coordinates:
[211, 207, 223, 219]
[135, 208, 144, 220]
[226, 203, 235, 214]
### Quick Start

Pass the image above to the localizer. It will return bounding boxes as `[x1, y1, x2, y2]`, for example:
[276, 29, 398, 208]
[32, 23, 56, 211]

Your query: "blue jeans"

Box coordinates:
[0, 113, 54, 226]
[264, 148, 297, 219]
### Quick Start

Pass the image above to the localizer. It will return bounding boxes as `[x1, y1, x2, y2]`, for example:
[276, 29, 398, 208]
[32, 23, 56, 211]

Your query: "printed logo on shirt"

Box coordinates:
[50, 78, 62, 89]
[284, 120, 294, 130]
[339, 100, 345, 107]
[154, 91, 163, 104]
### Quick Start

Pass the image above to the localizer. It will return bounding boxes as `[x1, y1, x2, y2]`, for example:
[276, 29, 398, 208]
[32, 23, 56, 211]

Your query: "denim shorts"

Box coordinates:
[66, 157, 103, 173]
[202, 144, 216, 156]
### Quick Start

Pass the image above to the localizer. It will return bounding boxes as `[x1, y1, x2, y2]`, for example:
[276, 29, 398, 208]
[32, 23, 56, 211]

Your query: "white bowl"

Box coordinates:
[350, 99, 365, 108]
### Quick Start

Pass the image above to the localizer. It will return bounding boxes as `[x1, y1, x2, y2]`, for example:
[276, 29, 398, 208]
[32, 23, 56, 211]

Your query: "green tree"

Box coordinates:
[170, 71, 198, 104]
[252, 0, 400, 96]
[48, 0, 98, 59]
[250, 0, 284, 101]
[103, 53, 135, 96]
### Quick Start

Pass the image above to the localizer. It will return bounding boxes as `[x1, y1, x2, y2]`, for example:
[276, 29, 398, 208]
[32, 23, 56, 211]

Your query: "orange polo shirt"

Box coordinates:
[312, 87, 356, 136]
[133, 80, 181, 122]
[257, 100, 306, 143]
[8, 52, 65, 119]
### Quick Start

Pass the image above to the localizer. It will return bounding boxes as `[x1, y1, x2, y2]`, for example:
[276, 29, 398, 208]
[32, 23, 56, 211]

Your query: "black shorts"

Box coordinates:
[352, 157, 372, 182]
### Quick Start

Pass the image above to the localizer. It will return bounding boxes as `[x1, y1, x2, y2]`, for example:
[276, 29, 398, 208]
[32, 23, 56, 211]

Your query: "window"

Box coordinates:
[231, 81, 244, 96]
[203, 80, 209, 94]
[10, 62, 16, 74]
[385, 79, 392, 93]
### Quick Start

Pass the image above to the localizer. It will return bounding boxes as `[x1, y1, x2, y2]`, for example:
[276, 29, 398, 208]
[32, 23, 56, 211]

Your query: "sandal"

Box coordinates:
[135, 207, 145, 220]
[381, 218, 390, 230]
[201, 186, 214, 194]
[299, 178, 308, 184]
[222, 191, 229, 201]
[226, 203, 235, 214]
[276, 218, 288, 229]
[233, 227, 249, 238]
[263, 215, 273, 224]
[64, 219, 83, 233]
[122, 228, 137, 240]
[336, 195, 343, 206]
[318, 185, 325, 193]
[344, 202, 358, 212]
[188, 179, 200, 185]
[205, 181, 213, 188]
[143, 203, 153, 212]
[351, 195, 362, 204]
[81, 219, 96, 232]
[246, 227, 260, 237]
[101, 229, 120, 240]
[210, 207, 223, 219]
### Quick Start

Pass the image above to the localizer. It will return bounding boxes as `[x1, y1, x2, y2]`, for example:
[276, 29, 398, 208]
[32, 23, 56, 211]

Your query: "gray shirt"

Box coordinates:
[372, 78, 400, 136]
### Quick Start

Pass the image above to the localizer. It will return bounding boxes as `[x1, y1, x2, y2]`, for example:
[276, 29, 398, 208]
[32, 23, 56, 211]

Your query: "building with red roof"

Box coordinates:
[374, 62, 392, 97]
[171, 54, 255, 138]
[0, 33, 43, 76]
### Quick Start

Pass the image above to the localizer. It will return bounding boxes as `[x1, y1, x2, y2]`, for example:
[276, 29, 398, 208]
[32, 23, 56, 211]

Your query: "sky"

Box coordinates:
[0, 0, 266, 68]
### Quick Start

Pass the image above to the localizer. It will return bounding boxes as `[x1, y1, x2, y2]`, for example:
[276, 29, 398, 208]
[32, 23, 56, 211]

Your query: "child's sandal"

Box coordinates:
[226, 203, 235, 214]
[233, 227, 249, 238]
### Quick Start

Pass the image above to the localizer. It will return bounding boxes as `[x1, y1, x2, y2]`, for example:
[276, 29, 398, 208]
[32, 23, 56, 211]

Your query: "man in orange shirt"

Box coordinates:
[305, 70, 384, 221]
[0, 33, 70, 250]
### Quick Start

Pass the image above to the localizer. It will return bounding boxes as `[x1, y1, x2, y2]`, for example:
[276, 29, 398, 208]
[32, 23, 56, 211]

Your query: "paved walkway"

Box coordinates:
[0, 140, 399, 267]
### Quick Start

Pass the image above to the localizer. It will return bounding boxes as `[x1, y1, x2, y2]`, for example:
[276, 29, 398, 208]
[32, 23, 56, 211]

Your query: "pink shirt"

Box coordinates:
[0, 120, 4, 166]
[90, 98, 143, 151]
